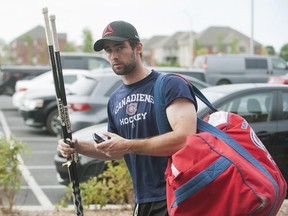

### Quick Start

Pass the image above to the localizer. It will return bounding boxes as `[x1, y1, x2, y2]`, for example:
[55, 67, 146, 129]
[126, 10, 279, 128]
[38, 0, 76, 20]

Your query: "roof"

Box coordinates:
[11, 25, 66, 43]
[202, 83, 288, 94]
[196, 26, 262, 46]
[143, 35, 168, 49]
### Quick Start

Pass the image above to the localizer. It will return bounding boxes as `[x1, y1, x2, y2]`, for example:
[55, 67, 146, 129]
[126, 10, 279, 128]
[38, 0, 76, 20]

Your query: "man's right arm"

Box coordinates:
[57, 138, 123, 160]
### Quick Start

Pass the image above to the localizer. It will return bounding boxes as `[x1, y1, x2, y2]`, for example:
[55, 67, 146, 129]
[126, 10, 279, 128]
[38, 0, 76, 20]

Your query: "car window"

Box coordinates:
[32, 72, 51, 81]
[63, 75, 78, 84]
[193, 56, 205, 68]
[88, 58, 111, 70]
[105, 80, 122, 96]
[61, 57, 87, 69]
[272, 58, 287, 70]
[197, 92, 225, 111]
[282, 91, 288, 120]
[68, 76, 98, 95]
[217, 92, 273, 123]
[245, 58, 268, 69]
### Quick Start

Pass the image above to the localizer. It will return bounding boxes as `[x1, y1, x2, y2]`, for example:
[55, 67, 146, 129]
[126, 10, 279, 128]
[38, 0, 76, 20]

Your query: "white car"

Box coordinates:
[12, 69, 89, 109]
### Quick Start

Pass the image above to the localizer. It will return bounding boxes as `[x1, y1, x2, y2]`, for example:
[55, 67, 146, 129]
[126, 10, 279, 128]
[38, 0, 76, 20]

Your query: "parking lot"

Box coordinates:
[0, 94, 287, 215]
[0, 95, 67, 210]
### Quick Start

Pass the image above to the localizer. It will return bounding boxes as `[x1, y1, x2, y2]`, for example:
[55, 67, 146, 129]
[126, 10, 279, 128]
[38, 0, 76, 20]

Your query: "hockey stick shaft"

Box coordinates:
[49, 14, 72, 139]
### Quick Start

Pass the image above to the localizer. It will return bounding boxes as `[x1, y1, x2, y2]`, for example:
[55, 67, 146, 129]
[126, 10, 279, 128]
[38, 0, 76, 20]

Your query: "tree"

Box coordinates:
[0, 38, 7, 65]
[82, 28, 94, 53]
[279, 43, 288, 61]
[23, 35, 34, 64]
[229, 38, 239, 54]
[216, 34, 224, 53]
[265, 46, 275, 56]
[64, 41, 77, 52]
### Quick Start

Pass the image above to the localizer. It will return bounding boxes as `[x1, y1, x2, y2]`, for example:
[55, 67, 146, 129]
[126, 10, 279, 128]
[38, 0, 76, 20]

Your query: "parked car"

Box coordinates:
[0, 52, 111, 95]
[149, 66, 207, 83]
[67, 69, 209, 132]
[18, 69, 209, 135]
[197, 83, 288, 197]
[12, 69, 88, 109]
[268, 74, 288, 84]
[55, 83, 288, 197]
[193, 54, 288, 85]
[18, 71, 93, 135]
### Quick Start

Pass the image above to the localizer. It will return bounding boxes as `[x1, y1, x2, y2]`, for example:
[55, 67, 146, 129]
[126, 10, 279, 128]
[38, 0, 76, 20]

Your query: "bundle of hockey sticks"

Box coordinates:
[42, 7, 84, 216]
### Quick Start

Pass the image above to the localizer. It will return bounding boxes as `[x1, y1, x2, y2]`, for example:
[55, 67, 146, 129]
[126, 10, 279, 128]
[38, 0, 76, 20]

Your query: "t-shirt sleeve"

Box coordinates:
[163, 75, 197, 111]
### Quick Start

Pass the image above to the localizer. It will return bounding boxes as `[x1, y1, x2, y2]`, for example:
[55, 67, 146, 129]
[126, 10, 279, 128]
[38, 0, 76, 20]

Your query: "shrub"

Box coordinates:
[0, 136, 30, 212]
[59, 159, 133, 209]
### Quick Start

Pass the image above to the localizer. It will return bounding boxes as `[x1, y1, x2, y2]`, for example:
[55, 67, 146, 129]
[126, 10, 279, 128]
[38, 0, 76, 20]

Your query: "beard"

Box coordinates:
[112, 51, 137, 76]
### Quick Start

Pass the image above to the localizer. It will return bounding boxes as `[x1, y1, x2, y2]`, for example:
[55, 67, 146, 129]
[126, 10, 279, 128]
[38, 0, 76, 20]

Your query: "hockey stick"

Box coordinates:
[42, 7, 84, 216]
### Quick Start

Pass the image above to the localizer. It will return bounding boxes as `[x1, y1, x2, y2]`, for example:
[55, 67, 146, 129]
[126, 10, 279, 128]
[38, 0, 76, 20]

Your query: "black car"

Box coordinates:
[0, 52, 111, 96]
[18, 70, 92, 135]
[55, 83, 288, 197]
[197, 83, 288, 197]
[19, 89, 59, 135]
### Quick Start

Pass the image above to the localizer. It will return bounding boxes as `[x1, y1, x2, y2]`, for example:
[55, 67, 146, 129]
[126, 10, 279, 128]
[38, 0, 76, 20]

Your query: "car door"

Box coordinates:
[274, 89, 288, 190]
[244, 57, 269, 83]
[215, 90, 277, 148]
[198, 87, 288, 197]
[270, 57, 288, 76]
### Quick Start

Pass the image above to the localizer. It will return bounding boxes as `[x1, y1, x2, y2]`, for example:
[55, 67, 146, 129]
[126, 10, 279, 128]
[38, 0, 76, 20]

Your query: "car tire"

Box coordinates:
[217, 79, 231, 85]
[46, 109, 59, 135]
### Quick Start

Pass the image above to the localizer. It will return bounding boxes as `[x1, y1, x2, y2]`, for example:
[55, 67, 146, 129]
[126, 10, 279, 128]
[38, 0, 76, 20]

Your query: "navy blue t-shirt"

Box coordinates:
[107, 70, 196, 204]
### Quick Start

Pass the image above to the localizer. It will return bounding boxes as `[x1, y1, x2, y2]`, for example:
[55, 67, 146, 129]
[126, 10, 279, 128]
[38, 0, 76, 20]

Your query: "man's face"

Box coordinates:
[103, 40, 137, 76]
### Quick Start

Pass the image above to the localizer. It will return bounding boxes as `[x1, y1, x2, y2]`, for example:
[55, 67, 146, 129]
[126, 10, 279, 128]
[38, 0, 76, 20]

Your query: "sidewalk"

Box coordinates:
[277, 199, 288, 216]
[1, 200, 287, 216]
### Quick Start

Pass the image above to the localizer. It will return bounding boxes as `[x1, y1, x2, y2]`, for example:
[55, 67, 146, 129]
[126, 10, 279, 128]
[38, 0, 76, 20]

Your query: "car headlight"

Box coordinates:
[22, 99, 44, 110]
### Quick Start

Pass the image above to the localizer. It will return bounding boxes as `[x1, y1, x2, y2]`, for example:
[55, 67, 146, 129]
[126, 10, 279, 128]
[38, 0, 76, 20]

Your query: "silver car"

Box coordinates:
[67, 69, 209, 133]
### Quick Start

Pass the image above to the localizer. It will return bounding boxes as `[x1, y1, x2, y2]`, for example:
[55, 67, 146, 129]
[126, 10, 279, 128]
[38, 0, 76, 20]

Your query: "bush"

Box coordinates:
[59, 159, 133, 209]
[0, 136, 30, 212]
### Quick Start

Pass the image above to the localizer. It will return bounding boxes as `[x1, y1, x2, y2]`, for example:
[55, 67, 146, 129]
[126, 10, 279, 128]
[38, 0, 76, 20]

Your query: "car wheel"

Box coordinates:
[217, 79, 231, 85]
[46, 109, 59, 135]
[4, 86, 15, 96]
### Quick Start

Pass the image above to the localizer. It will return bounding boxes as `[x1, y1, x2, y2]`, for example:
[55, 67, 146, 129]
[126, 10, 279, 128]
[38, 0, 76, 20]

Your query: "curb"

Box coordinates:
[12, 204, 133, 211]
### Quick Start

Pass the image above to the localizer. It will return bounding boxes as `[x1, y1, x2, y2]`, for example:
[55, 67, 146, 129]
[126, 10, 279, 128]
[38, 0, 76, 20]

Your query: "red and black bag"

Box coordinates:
[154, 74, 287, 216]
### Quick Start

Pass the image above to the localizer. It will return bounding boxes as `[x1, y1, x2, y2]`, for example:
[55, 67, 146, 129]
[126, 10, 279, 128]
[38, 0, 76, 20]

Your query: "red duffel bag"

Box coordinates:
[154, 74, 287, 216]
[165, 111, 287, 216]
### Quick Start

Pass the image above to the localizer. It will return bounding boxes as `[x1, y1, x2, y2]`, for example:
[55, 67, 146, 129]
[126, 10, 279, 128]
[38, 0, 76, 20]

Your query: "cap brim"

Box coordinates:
[93, 36, 128, 52]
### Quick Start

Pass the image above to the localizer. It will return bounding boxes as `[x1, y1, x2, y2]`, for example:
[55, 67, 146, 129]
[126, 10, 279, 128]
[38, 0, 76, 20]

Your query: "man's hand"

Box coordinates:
[94, 132, 129, 159]
[57, 139, 77, 158]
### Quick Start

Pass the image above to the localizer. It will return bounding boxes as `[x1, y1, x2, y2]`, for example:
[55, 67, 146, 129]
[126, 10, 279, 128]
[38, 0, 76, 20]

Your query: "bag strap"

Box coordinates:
[154, 73, 172, 134]
[154, 73, 217, 133]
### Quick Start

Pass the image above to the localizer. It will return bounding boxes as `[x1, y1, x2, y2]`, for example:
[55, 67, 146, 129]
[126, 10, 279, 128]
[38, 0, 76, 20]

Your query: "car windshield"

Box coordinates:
[67, 75, 99, 96]
[196, 91, 226, 111]
[32, 72, 51, 81]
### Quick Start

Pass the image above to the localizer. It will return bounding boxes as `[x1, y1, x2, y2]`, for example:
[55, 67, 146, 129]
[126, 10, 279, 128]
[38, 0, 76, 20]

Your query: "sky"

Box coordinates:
[1, 0, 287, 52]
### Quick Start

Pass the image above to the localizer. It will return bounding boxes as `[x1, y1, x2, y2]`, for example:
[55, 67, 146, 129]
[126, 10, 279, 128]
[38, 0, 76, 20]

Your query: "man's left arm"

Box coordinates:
[95, 98, 197, 157]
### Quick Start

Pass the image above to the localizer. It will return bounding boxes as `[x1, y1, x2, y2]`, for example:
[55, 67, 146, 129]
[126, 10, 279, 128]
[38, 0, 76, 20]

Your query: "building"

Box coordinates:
[7, 25, 262, 67]
[143, 26, 262, 67]
[9, 25, 67, 65]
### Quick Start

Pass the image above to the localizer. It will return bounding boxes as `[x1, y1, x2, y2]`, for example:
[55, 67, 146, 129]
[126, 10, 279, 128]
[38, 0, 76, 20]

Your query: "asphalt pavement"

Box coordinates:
[0, 95, 67, 210]
[0, 95, 287, 215]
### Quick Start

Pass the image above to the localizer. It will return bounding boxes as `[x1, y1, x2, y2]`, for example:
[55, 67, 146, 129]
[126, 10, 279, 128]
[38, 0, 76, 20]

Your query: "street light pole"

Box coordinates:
[183, 10, 194, 67]
[250, 0, 254, 54]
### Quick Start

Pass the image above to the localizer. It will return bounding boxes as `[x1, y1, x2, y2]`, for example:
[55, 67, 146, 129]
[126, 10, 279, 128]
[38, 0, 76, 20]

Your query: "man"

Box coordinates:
[58, 20, 197, 215]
